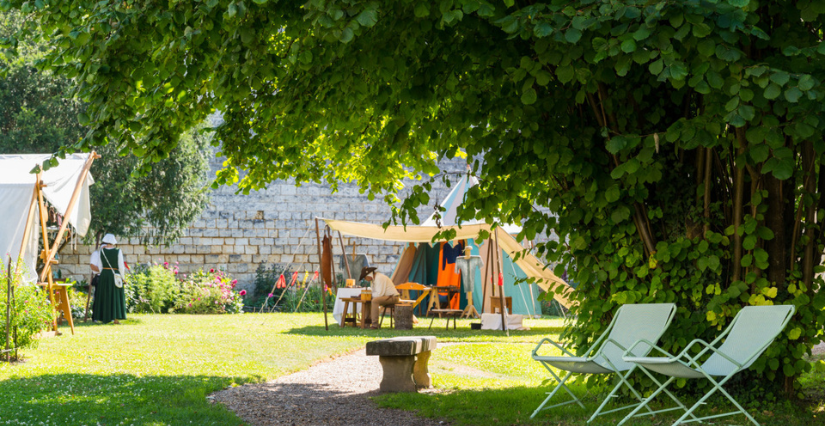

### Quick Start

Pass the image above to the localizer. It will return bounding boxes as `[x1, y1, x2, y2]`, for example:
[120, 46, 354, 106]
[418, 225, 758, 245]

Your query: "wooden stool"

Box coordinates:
[340, 298, 360, 328]
[379, 305, 395, 329]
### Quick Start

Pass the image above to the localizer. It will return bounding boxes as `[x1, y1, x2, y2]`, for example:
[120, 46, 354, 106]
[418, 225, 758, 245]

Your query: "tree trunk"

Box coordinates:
[764, 175, 786, 288]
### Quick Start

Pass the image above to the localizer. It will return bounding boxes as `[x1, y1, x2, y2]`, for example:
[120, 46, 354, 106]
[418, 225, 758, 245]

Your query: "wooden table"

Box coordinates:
[395, 282, 434, 316]
[340, 297, 372, 329]
[429, 286, 461, 314]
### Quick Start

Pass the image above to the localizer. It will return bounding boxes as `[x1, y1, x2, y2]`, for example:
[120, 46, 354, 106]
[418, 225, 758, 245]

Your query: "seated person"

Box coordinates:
[360, 267, 399, 329]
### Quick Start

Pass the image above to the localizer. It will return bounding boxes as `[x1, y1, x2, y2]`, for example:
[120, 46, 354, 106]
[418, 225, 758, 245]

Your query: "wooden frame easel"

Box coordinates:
[15, 152, 98, 336]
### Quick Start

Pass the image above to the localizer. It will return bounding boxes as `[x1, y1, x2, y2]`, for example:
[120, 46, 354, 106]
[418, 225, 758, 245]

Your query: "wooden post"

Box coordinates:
[481, 237, 495, 314]
[328, 227, 337, 291]
[35, 173, 58, 331]
[337, 231, 352, 281]
[314, 218, 328, 331]
[494, 228, 508, 335]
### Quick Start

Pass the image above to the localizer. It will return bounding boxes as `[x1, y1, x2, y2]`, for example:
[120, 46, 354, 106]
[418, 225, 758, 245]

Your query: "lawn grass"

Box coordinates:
[0, 313, 564, 425]
[2, 313, 820, 426]
[374, 343, 825, 426]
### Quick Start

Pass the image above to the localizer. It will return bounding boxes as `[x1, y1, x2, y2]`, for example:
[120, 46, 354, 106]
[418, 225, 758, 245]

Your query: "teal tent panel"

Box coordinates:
[501, 251, 541, 316]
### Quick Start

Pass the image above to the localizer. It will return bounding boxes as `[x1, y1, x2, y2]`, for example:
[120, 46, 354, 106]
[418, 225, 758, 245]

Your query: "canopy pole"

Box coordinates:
[337, 231, 352, 281]
[35, 174, 58, 331]
[39, 152, 97, 282]
[15, 184, 39, 277]
[494, 228, 508, 336]
[315, 218, 328, 331]
[481, 237, 494, 314]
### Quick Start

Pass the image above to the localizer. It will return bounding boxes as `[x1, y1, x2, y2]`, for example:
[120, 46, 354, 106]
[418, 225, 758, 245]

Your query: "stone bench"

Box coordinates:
[365, 336, 437, 392]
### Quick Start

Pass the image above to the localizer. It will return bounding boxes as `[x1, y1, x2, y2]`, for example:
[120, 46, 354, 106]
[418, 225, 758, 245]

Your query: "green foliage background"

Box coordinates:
[4, 0, 825, 398]
[0, 10, 211, 246]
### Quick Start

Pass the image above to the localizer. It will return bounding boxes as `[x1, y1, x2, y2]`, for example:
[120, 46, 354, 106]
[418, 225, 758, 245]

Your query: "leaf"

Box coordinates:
[521, 87, 537, 105]
[556, 65, 574, 83]
[337, 28, 354, 43]
[534, 22, 554, 38]
[620, 39, 636, 53]
[606, 136, 628, 154]
[649, 59, 663, 75]
[743, 235, 756, 250]
[770, 72, 790, 86]
[798, 75, 816, 91]
[764, 83, 781, 100]
[565, 28, 582, 43]
[356, 9, 378, 27]
[749, 144, 769, 162]
[784, 87, 802, 103]
[414, 3, 430, 17]
[611, 206, 631, 223]
[697, 39, 715, 57]
[788, 327, 802, 340]
[605, 186, 621, 202]
[772, 157, 794, 180]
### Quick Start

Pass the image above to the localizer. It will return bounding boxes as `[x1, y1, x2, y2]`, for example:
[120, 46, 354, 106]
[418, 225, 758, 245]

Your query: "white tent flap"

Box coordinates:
[0, 154, 95, 283]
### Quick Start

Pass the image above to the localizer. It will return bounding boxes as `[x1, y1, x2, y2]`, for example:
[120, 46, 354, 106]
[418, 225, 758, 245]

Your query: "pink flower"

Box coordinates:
[239, 290, 247, 296]
[268, 293, 274, 298]
[231, 279, 238, 285]
[210, 268, 214, 273]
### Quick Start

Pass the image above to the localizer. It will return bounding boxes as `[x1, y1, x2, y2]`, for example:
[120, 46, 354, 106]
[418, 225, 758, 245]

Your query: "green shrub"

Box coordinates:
[125, 264, 180, 313]
[0, 269, 54, 359]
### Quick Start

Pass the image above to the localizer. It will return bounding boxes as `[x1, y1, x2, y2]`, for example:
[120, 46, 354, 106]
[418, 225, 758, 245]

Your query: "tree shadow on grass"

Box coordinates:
[374, 384, 822, 426]
[59, 317, 145, 329]
[0, 373, 257, 425]
[284, 322, 565, 341]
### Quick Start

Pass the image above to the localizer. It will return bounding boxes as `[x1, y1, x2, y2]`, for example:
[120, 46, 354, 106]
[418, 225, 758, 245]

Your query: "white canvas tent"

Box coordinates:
[321, 175, 573, 311]
[0, 154, 96, 283]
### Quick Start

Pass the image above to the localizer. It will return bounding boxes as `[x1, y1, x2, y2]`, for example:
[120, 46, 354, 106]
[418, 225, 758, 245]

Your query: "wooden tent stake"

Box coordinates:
[314, 218, 328, 330]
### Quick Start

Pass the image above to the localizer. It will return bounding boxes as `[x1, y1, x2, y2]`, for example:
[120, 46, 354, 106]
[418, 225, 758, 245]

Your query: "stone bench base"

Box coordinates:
[366, 336, 437, 392]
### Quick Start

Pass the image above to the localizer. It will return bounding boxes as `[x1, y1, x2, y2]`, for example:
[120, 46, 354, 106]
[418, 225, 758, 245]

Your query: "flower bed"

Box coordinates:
[126, 263, 244, 314]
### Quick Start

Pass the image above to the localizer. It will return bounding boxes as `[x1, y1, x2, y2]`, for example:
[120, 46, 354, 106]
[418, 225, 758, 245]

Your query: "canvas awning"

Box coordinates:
[0, 154, 95, 282]
[322, 218, 573, 307]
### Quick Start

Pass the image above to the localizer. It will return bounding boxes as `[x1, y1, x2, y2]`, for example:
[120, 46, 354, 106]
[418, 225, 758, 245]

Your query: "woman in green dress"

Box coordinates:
[91, 234, 127, 324]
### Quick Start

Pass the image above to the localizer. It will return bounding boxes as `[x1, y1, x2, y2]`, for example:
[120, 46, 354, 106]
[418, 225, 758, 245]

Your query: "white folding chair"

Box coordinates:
[531, 303, 677, 422]
[619, 305, 795, 426]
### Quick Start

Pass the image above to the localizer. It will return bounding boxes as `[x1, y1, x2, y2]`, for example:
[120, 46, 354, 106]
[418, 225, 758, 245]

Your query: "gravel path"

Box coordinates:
[814, 342, 825, 356]
[211, 348, 447, 426]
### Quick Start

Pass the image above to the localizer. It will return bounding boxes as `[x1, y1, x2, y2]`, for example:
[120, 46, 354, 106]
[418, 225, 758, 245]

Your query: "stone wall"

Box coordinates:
[56, 157, 468, 292]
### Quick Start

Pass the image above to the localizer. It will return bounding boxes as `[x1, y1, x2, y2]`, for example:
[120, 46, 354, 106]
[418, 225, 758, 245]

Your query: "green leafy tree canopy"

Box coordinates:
[5, 0, 825, 398]
[0, 9, 211, 246]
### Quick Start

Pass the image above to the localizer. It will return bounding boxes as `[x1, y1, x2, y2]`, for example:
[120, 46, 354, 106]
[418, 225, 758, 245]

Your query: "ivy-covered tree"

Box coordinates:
[5, 0, 825, 399]
[0, 10, 211, 246]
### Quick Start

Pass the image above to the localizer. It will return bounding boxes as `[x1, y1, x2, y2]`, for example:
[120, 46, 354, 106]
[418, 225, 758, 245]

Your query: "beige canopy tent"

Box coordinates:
[321, 218, 573, 308]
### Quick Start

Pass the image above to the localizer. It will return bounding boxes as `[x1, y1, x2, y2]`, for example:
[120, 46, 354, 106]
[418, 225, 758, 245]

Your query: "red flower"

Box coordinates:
[239, 290, 247, 296]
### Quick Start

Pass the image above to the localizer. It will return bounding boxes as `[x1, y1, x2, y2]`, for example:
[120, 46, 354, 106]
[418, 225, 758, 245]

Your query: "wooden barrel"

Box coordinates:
[394, 304, 414, 330]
